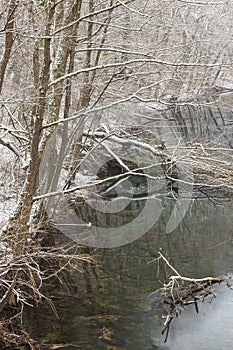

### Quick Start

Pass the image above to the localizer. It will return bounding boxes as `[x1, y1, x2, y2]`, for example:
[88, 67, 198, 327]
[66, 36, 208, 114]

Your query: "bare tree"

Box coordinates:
[0, 0, 232, 346]
[0, 0, 232, 235]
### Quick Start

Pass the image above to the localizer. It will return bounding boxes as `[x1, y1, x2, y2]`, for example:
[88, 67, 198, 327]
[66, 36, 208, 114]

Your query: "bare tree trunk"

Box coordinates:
[7, 4, 55, 234]
[0, 0, 18, 93]
[52, 1, 82, 118]
[67, 0, 114, 184]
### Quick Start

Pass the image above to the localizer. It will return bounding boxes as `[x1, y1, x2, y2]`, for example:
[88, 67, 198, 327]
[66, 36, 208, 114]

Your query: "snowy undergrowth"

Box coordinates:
[0, 146, 23, 231]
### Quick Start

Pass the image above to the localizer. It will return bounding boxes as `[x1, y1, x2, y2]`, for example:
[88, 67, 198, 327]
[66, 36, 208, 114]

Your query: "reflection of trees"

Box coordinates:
[0, 0, 232, 347]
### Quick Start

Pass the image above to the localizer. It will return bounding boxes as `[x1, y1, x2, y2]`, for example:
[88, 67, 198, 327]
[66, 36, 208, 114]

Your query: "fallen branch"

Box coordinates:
[148, 252, 226, 343]
[169, 275, 223, 284]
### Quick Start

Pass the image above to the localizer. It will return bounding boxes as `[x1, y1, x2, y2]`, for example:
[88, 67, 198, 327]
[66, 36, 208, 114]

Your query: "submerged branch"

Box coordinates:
[149, 252, 227, 342]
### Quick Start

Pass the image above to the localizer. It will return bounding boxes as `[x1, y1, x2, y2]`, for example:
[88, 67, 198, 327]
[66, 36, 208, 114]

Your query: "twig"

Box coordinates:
[157, 251, 180, 277]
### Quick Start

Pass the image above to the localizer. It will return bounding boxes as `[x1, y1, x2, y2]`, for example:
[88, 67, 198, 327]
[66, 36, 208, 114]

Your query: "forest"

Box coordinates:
[0, 0, 232, 349]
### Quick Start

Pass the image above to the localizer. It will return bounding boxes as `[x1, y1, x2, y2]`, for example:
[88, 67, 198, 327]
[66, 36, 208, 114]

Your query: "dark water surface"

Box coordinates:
[25, 193, 233, 349]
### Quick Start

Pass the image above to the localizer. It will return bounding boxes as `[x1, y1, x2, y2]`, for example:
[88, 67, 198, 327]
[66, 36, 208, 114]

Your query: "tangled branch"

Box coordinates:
[148, 252, 225, 342]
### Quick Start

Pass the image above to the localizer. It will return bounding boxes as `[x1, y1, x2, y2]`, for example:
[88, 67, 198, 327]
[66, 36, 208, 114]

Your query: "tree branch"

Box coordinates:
[52, 0, 136, 35]
[49, 58, 230, 87]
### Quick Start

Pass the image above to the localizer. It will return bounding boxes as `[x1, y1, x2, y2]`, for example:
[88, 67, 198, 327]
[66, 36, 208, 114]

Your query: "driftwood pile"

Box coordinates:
[148, 252, 230, 342]
[158, 275, 224, 342]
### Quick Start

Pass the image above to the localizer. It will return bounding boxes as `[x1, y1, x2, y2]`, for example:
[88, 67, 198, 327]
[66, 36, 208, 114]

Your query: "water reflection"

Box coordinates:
[25, 194, 233, 349]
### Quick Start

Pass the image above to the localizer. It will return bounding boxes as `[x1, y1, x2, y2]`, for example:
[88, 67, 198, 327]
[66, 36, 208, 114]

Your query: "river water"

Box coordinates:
[25, 191, 233, 350]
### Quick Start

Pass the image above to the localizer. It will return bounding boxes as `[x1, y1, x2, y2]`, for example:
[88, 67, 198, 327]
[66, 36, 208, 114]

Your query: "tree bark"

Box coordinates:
[7, 4, 55, 234]
[0, 0, 18, 93]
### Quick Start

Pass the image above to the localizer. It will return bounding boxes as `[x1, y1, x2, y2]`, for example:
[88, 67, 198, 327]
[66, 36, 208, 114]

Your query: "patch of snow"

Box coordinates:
[0, 147, 23, 232]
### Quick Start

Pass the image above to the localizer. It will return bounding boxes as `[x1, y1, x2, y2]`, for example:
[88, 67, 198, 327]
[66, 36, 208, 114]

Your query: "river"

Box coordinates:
[24, 191, 233, 350]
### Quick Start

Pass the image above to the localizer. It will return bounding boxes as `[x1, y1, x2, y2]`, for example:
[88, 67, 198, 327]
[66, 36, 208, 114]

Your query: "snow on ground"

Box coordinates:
[0, 146, 22, 231]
